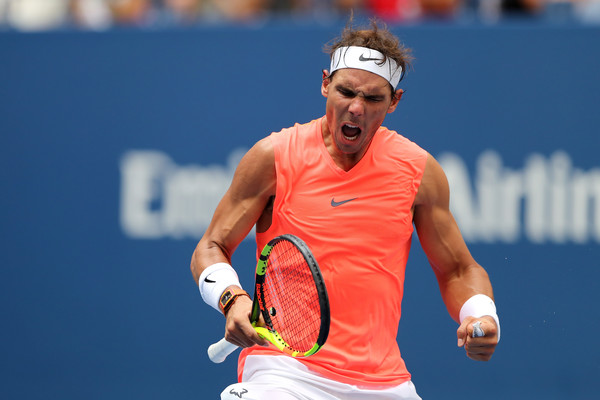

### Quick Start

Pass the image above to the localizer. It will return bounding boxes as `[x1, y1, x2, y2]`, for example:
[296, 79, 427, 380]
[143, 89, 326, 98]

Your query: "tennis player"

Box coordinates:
[191, 18, 500, 400]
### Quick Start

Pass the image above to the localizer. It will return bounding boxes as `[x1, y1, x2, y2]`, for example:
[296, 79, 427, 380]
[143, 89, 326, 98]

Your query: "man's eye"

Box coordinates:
[339, 88, 355, 97]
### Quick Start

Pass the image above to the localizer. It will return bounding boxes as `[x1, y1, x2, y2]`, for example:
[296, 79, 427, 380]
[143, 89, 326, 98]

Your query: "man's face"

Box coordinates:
[321, 68, 401, 160]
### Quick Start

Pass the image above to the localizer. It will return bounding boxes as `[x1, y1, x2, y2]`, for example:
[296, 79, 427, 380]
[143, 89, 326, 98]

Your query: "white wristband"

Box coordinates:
[199, 262, 242, 312]
[459, 294, 501, 342]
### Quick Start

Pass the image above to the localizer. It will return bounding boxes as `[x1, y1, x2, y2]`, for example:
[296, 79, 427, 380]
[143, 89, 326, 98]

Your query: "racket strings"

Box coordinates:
[261, 241, 321, 352]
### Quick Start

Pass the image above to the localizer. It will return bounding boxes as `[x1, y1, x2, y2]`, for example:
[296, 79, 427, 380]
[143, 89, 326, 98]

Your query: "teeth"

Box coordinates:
[343, 133, 358, 141]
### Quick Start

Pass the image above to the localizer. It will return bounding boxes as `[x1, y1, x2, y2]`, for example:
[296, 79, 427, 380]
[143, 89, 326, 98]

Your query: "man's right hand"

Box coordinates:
[223, 296, 269, 349]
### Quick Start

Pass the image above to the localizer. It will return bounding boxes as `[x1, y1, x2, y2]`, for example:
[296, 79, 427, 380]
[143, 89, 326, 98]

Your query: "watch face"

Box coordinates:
[221, 291, 232, 305]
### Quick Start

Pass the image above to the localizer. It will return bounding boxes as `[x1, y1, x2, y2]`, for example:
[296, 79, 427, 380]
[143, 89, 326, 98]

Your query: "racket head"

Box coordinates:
[253, 234, 330, 357]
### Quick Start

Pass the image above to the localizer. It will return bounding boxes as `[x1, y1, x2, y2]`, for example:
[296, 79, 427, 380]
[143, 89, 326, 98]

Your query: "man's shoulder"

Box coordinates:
[272, 118, 321, 137]
[377, 126, 428, 162]
[379, 126, 423, 147]
[269, 118, 322, 151]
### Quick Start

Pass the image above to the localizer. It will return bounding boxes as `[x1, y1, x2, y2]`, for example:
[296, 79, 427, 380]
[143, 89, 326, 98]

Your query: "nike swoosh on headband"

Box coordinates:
[359, 54, 383, 62]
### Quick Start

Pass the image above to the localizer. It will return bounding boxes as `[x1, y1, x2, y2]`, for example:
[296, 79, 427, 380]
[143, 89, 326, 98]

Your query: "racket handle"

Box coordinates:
[207, 338, 239, 363]
[472, 321, 485, 338]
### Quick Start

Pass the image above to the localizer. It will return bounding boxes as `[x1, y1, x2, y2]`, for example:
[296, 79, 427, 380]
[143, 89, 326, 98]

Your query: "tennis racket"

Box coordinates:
[207, 234, 330, 363]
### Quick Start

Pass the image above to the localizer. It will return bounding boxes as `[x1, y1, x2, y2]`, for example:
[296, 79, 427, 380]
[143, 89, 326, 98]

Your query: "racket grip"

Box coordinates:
[472, 321, 485, 338]
[207, 338, 239, 363]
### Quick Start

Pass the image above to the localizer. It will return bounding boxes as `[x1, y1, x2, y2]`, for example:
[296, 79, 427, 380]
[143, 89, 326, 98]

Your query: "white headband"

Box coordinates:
[330, 46, 402, 88]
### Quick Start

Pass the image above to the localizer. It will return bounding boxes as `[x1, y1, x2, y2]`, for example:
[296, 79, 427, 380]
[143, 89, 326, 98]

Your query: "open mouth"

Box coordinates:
[341, 123, 361, 141]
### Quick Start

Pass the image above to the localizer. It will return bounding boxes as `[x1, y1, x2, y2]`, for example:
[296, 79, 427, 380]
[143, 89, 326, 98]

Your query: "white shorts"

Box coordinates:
[221, 355, 422, 400]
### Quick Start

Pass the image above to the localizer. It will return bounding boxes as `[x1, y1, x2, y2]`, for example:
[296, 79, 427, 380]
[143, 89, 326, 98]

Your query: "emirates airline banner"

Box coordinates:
[1, 24, 599, 400]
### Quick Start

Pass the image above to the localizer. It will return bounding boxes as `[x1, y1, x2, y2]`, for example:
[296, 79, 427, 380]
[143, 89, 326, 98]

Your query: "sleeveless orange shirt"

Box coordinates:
[239, 117, 428, 387]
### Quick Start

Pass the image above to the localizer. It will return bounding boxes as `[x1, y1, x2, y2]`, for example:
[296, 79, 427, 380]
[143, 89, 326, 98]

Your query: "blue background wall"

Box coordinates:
[1, 23, 599, 399]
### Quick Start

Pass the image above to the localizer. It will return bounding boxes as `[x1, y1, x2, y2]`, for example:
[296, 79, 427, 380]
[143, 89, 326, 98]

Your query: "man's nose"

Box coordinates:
[348, 96, 365, 116]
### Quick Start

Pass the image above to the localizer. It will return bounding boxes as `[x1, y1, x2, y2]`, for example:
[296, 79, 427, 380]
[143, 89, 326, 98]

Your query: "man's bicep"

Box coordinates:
[229, 138, 275, 197]
[414, 204, 471, 272]
[202, 138, 276, 254]
[414, 156, 475, 276]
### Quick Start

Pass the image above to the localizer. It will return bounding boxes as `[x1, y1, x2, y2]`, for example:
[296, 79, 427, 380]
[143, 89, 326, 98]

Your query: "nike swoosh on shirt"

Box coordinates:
[331, 197, 358, 207]
[204, 277, 216, 283]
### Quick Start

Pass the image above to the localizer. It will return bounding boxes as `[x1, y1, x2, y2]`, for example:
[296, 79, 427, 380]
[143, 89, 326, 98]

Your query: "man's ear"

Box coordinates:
[321, 69, 330, 98]
[387, 89, 404, 114]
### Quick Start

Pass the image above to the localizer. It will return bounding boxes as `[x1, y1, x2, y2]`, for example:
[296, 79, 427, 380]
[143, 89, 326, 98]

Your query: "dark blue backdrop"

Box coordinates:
[1, 22, 599, 399]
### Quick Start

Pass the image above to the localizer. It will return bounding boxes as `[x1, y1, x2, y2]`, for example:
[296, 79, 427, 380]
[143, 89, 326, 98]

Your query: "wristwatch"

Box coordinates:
[219, 287, 250, 316]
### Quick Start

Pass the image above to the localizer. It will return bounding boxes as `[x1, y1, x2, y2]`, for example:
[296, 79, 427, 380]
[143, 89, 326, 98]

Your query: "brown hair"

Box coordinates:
[324, 17, 413, 89]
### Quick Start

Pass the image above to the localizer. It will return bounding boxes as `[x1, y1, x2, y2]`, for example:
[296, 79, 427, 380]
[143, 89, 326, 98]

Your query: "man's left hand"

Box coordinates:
[457, 315, 498, 361]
